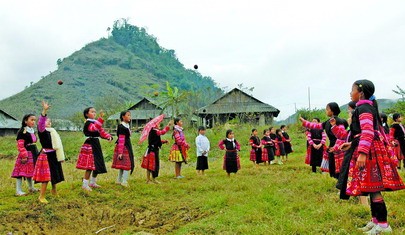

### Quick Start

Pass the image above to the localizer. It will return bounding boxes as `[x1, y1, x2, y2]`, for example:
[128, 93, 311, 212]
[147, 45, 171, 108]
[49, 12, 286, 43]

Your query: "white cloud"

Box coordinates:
[1, 0, 404, 119]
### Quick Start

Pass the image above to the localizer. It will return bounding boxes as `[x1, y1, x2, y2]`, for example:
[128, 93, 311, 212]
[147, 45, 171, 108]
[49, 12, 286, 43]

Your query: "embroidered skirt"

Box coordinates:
[345, 139, 405, 196]
[11, 150, 36, 178]
[76, 138, 107, 174]
[169, 144, 188, 163]
[112, 146, 132, 171]
[33, 153, 51, 182]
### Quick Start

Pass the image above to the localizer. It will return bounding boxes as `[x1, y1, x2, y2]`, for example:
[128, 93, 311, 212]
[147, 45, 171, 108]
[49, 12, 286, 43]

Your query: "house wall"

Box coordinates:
[198, 112, 275, 128]
[0, 128, 18, 137]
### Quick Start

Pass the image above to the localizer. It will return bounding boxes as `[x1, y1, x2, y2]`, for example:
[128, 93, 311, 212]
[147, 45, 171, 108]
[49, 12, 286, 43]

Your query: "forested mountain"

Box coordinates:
[0, 19, 222, 119]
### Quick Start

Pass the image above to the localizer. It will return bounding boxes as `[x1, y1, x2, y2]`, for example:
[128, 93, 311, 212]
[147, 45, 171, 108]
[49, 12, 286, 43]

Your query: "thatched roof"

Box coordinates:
[108, 97, 169, 120]
[0, 109, 20, 129]
[196, 88, 280, 117]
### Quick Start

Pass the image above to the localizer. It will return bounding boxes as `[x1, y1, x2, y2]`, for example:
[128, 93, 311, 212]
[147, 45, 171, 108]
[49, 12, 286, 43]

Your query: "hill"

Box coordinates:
[0, 19, 222, 119]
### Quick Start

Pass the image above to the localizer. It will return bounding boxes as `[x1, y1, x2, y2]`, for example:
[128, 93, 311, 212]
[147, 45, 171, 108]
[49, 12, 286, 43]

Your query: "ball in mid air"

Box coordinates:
[194, 64, 198, 70]
[57, 80, 63, 85]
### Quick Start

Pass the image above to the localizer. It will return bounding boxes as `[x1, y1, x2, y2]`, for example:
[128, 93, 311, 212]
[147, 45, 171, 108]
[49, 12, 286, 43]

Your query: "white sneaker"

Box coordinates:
[29, 188, 39, 193]
[82, 185, 92, 192]
[365, 225, 392, 234]
[121, 182, 129, 187]
[89, 183, 102, 188]
[358, 221, 377, 232]
[15, 191, 27, 196]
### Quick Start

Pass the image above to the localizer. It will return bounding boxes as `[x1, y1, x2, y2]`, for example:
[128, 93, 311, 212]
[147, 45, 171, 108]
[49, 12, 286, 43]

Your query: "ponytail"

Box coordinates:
[372, 99, 382, 126]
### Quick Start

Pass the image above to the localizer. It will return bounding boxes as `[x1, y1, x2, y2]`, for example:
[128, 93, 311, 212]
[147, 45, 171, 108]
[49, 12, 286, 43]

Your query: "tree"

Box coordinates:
[392, 85, 405, 102]
[106, 27, 111, 38]
[57, 58, 62, 67]
[237, 83, 254, 95]
[385, 85, 405, 115]
[159, 82, 189, 117]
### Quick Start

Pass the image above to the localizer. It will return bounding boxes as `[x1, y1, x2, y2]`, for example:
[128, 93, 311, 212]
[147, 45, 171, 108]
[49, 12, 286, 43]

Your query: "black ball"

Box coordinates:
[194, 64, 198, 70]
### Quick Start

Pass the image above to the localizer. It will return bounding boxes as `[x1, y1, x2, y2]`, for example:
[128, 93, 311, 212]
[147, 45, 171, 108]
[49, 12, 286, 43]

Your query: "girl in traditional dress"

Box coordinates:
[218, 129, 241, 176]
[76, 107, 112, 191]
[249, 129, 263, 167]
[332, 79, 404, 234]
[112, 111, 134, 187]
[275, 129, 286, 165]
[380, 113, 389, 134]
[269, 127, 278, 165]
[300, 102, 348, 178]
[261, 129, 274, 165]
[390, 113, 405, 169]
[34, 101, 65, 203]
[145, 120, 172, 183]
[281, 125, 293, 161]
[169, 118, 189, 179]
[11, 114, 39, 196]
[305, 118, 326, 173]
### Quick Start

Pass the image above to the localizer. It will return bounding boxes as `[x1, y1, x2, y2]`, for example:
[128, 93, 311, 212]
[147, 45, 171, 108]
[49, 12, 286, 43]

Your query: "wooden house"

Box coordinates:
[0, 109, 20, 136]
[196, 88, 280, 127]
[108, 97, 170, 130]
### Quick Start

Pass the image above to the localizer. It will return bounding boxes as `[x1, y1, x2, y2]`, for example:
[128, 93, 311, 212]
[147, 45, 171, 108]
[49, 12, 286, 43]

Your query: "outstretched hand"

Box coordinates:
[42, 100, 50, 110]
[99, 110, 105, 119]
[168, 120, 174, 126]
[299, 116, 306, 123]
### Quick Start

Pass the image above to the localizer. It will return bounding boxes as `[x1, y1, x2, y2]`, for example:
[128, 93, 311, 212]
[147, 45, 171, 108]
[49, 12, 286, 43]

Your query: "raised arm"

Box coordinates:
[87, 117, 112, 140]
[302, 120, 323, 130]
[156, 126, 170, 136]
[38, 101, 50, 133]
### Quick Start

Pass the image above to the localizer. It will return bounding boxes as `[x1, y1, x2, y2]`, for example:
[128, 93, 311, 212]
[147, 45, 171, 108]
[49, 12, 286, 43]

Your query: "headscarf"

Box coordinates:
[354, 79, 375, 100]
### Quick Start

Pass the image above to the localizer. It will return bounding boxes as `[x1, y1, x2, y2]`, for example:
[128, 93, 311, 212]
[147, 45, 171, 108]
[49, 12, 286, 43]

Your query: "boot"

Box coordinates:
[27, 178, 38, 193]
[116, 170, 123, 184]
[121, 170, 130, 187]
[16, 178, 26, 196]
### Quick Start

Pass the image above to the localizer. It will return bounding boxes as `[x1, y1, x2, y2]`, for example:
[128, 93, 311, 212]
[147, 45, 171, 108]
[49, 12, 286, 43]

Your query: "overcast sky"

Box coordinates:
[1, 0, 404, 119]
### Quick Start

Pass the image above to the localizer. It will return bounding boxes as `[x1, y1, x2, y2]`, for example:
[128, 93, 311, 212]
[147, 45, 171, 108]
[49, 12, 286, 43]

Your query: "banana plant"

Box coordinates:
[159, 81, 189, 117]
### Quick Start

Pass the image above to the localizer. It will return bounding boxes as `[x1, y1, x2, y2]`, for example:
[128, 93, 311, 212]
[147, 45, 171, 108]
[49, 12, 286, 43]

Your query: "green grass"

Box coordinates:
[1, 124, 405, 234]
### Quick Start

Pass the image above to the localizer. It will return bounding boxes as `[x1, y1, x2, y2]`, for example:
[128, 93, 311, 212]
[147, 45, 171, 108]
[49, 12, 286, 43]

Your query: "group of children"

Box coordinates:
[300, 79, 405, 234]
[9, 80, 405, 234]
[11, 100, 295, 203]
[249, 126, 293, 166]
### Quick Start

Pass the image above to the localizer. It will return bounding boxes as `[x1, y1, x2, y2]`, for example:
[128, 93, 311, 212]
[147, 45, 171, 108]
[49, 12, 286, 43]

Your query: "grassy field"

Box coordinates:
[1, 124, 405, 234]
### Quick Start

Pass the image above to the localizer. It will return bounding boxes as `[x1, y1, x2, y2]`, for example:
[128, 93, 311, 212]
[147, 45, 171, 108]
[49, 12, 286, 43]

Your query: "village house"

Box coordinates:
[196, 88, 280, 127]
[0, 109, 20, 136]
